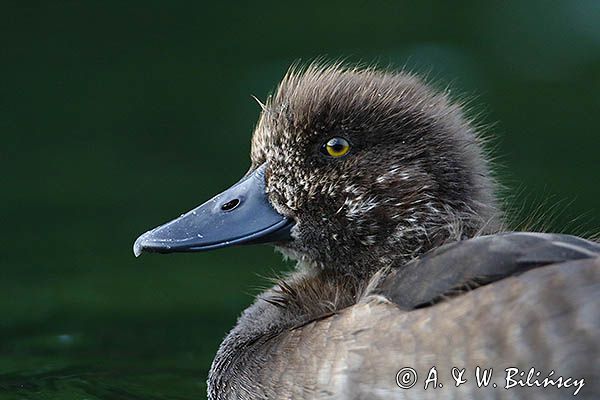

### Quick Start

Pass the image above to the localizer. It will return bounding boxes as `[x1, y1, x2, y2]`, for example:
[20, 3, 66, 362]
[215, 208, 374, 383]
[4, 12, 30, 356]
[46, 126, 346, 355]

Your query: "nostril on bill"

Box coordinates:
[221, 199, 240, 212]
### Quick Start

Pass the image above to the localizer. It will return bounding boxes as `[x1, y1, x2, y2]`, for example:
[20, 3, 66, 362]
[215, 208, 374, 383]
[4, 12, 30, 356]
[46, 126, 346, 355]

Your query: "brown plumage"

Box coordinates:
[251, 64, 500, 276]
[209, 233, 599, 400]
[134, 63, 600, 399]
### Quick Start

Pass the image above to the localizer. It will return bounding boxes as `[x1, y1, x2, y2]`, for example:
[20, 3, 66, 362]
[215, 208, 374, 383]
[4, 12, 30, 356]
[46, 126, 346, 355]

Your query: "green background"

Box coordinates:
[2, 1, 598, 399]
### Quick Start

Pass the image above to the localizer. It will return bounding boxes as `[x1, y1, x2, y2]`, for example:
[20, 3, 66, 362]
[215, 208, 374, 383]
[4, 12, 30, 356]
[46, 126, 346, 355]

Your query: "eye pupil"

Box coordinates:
[322, 137, 351, 158]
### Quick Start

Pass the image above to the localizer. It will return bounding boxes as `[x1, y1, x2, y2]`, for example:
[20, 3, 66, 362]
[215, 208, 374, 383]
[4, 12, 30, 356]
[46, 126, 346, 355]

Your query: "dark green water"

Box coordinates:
[2, 1, 598, 399]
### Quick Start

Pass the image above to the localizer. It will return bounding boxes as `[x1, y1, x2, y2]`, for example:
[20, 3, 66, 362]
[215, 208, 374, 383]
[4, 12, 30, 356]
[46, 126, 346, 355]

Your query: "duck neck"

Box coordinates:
[207, 265, 369, 399]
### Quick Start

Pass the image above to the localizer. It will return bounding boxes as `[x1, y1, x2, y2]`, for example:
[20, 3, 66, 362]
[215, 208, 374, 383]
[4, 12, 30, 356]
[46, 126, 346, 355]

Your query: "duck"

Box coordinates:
[133, 64, 600, 400]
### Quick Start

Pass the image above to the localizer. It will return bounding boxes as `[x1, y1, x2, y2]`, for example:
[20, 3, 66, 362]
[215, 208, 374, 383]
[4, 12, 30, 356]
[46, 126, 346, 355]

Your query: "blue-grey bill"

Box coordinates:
[133, 164, 294, 257]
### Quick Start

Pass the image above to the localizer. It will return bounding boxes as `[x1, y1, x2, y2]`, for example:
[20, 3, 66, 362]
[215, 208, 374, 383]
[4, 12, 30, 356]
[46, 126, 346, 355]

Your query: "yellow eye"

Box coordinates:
[322, 137, 351, 158]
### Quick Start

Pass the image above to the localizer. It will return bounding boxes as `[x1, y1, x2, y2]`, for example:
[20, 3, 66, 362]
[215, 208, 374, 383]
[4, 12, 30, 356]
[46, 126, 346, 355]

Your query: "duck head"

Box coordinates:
[134, 64, 500, 275]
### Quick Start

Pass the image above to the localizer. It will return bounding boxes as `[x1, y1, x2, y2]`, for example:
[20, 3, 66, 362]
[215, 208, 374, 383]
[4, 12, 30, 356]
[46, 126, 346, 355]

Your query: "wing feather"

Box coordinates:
[373, 232, 600, 309]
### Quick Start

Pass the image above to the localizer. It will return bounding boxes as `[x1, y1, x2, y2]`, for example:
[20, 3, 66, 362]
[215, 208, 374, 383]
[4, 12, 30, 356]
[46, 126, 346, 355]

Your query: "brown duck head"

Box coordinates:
[134, 64, 500, 276]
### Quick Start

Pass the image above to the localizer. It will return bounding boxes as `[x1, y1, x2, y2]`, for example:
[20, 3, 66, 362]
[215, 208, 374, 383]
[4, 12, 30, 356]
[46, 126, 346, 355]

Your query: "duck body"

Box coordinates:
[209, 233, 599, 399]
[133, 64, 600, 399]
